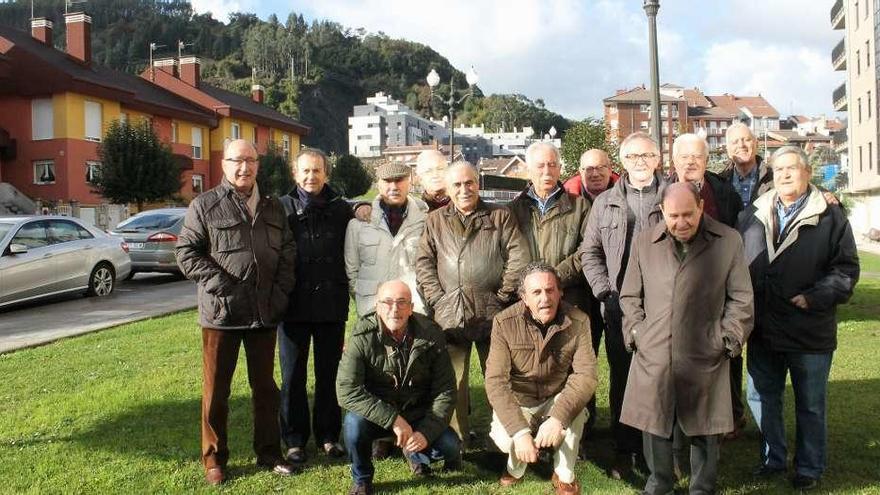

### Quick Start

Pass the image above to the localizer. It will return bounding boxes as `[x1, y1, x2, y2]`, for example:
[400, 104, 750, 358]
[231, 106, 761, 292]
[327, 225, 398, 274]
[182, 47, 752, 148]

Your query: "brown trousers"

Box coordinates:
[201, 327, 281, 470]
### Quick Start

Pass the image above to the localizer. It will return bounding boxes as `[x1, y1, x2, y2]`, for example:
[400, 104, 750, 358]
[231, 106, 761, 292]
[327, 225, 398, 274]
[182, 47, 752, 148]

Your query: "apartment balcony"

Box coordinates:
[831, 0, 845, 30]
[832, 38, 846, 71]
[833, 82, 848, 111]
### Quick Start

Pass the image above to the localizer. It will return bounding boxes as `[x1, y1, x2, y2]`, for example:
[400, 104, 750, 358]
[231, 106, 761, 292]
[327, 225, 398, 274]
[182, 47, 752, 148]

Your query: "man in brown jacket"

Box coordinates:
[486, 262, 598, 495]
[176, 139, 297, 485]
[416, 161, 528, 446]
[619, 182, 753, 495]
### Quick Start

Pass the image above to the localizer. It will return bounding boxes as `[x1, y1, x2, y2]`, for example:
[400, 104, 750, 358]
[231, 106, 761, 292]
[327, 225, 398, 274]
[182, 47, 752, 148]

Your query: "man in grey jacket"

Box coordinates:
[176, 139, 297, 486]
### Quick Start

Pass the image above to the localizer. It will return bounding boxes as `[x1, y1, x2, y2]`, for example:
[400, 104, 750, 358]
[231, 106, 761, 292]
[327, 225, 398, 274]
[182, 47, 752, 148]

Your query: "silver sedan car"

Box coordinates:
[0, 215, 132, 308]
[110, 208, 187, 277]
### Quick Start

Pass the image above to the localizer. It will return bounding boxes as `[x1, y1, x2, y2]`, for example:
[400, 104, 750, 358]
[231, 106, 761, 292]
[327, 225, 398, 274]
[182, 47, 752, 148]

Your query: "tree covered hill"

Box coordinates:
[0, 0, 572, 154]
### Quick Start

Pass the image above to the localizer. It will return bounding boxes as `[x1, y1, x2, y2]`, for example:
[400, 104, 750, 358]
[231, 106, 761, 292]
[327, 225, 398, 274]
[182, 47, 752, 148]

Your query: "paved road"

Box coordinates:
[0, 273, 196, 354]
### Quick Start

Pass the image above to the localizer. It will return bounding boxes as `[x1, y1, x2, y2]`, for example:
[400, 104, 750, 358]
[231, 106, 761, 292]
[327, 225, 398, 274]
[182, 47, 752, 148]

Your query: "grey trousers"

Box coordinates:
[643, 422, 720, 495]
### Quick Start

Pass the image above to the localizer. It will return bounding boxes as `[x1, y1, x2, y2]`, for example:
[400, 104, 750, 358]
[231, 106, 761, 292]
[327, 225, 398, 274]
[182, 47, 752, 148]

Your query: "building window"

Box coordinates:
[192, 174, 204, 194]
[859, 97, 863, 123]
[192, 127, 203, 159]
[171, 122, 178, 143]
[119, 112, 128, 124]
[855, 1, 859, 28]
[870, 142, 874, 171]
[84, 100, 102, 142]
[859, 145, 863, 172]
[870, 91, 873, 118]
[34, 160, 55, 184]
[85, 161, 101, 183]
[640, 104, 649, 113]
[868, 41, 872, 67]
[31, 98, 53, 140]
[282, 135, 291, 157]
[640, 121, 649, 130]
[857, 49, 861, 76]
[231, 122, 241, 140]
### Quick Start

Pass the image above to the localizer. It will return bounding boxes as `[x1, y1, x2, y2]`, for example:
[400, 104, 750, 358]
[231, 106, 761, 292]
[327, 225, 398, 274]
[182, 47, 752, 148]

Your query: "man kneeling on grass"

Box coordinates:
[486, 262, 598, 495]
[336, 280, 461, 495]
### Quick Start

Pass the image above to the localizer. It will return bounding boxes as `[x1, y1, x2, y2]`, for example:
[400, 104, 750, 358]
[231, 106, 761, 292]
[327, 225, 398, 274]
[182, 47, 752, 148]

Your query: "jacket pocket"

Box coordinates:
[264, 216, 284, 251]
[509, 344, 535, 374]
[359, 229, 381, 265]
[209, 217, 246, 253]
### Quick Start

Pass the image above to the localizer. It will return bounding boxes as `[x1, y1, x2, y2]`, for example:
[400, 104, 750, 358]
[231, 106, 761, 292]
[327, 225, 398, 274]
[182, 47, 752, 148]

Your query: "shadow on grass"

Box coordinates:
[839, 279, 880, 322]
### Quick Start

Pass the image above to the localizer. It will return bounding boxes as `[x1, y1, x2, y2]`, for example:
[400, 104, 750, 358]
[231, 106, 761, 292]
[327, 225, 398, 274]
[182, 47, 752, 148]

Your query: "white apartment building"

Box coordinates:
[348, 92, 448, 158]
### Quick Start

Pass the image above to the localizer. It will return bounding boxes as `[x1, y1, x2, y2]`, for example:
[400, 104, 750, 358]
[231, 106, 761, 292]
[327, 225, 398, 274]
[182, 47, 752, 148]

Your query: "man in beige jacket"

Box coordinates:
[485, 262, 598, 495]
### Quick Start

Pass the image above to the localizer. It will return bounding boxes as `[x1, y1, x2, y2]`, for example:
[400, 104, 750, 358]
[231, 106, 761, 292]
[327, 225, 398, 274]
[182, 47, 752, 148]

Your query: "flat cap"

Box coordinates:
[376, 162, 411, 180]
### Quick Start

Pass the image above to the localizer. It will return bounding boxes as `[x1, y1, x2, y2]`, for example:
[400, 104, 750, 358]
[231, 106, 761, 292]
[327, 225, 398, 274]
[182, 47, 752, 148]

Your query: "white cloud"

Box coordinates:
[190, 0, 249, 22]
[702, 40, 840, 117]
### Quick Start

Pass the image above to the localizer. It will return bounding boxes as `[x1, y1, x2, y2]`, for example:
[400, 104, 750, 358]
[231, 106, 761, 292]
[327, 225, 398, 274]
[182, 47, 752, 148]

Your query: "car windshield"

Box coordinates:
[0, 222, 13, 240]
[116, 213, 183, 231]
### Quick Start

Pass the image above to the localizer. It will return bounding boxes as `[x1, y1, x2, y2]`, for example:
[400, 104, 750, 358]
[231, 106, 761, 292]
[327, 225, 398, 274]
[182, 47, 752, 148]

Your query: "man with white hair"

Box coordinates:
[718, 122, 773, 208]
[416, 161, 529, 447]
[577, 131, 666, 478]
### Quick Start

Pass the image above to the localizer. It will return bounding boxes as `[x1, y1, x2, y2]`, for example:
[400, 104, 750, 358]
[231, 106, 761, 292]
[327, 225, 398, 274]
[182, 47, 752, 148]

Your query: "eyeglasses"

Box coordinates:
[224, 157, 258, 165]
[624, 153, 659, 162]
[580, 165, 609, 174]
[378, 299, 412, 309]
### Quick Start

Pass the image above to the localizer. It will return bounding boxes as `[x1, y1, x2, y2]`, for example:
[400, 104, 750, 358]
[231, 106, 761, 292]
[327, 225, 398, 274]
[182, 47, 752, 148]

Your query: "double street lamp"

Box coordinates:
[426, 66, 479, 163]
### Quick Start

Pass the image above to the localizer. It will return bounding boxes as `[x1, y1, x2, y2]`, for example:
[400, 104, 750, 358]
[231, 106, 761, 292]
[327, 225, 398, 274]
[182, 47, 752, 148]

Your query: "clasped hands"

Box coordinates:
[513, 416, 566, 464]
[392, 415, 428, 454]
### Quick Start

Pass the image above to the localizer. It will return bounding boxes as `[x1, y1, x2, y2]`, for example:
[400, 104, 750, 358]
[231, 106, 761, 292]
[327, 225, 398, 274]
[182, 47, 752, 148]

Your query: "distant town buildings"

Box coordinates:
[831, 0, 879, 235]
[604, 83, 780, 163]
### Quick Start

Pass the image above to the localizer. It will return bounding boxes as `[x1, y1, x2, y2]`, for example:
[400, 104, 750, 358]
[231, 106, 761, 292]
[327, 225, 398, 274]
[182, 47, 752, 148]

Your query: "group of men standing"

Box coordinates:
[175, 123, 859, 494]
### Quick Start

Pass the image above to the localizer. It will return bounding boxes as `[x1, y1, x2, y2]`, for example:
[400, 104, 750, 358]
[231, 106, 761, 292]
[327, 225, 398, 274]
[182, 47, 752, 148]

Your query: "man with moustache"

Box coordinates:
[416, 161, 529, 447]
[619, 182, 753, 495]
[578, 131, 666, 478]
[277, 148, 352, 465]
[353, 149, 450, 221]
[176, 139, 297, 485]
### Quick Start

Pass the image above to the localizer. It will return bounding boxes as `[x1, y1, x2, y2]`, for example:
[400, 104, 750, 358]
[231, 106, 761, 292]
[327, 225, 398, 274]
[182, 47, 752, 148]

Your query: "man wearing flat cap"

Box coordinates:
[345, 162, 429, 317]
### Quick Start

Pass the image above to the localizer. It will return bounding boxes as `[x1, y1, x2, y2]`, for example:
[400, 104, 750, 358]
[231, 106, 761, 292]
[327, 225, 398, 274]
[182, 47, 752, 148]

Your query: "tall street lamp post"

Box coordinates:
[644, 0, 662, 156]
[427, 66, 479, 164]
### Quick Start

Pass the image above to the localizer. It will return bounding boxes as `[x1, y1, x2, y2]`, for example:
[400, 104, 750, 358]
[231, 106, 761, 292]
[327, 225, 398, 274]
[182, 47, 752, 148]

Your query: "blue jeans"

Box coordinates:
[343, 412, 461, 484]
[746, 342, 833, 479]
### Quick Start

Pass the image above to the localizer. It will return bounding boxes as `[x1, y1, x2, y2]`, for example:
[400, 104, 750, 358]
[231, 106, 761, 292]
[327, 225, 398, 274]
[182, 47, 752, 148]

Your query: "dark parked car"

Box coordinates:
[0, 215, 131, 308]
[111, 208, 188, 278]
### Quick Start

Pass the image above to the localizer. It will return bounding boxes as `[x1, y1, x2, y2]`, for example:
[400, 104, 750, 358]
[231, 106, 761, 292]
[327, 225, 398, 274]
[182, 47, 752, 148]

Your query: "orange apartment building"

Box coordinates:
[0, 12, 309, 212]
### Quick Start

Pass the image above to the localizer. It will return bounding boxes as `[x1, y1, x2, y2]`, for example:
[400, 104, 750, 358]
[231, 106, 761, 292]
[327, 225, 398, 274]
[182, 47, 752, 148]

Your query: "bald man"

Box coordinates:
[563, 149, 618, 203]
[620, 182, 753, 495]
[176, 139, 297, 485]
[416, 161, 529, 446]
[337, 280, 460, 495]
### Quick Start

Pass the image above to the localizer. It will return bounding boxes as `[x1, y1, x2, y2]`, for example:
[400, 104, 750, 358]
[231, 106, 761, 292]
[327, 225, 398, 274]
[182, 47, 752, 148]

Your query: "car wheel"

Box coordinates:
[87, 262, 115, 297]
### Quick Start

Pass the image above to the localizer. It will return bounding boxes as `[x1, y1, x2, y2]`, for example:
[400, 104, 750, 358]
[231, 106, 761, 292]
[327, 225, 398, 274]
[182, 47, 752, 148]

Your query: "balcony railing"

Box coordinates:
[831, 0, 845, 29]
[833, 82, 848, 111]
[832, 38, 846, 70]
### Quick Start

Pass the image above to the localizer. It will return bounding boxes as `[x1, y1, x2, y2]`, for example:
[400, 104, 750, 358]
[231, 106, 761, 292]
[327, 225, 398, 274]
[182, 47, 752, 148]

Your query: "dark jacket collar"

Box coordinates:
[606, 170, 667, 207]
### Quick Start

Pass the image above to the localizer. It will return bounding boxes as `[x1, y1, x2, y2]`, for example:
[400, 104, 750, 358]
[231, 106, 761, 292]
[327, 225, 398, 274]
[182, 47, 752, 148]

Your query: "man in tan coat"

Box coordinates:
[416, 161, 529, 446]
[486, 262, 598, 495]
[619, 182, 753, 495]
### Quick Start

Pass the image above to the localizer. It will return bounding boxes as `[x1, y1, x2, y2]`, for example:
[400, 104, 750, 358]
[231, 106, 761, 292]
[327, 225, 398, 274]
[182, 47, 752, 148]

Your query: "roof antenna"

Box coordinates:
[66, 0, 87, 14]
[177, 40, 193, 58]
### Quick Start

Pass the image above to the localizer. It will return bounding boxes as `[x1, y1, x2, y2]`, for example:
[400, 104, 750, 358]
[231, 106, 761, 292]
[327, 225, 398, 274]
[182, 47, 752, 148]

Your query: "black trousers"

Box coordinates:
[729, 354, 745, 421]
[643, 422, 719, 495]
[278, 320, 345, 449]
[601, 304, 643, 454]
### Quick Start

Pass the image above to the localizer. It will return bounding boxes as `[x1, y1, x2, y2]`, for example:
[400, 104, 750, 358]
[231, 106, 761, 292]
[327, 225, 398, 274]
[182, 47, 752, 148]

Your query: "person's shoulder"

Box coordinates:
[561, 302, 589, 325]
[351, 313, 380, 338]
[495, 301, 525, 323]
[411, 313, 443, 338]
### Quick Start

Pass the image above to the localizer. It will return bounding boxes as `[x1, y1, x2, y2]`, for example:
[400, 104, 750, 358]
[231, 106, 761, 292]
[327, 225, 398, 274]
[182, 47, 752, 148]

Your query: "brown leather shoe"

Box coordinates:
[204, 467, 225, 486]
[257, 457, 296, 476]
[499, 470, 522, 487]
[551, 472, 581, 495]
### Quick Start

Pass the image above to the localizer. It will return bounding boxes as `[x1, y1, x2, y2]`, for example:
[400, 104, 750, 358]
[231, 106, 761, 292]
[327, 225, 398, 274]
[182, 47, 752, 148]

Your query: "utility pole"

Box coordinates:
[644, 0, 662, 155]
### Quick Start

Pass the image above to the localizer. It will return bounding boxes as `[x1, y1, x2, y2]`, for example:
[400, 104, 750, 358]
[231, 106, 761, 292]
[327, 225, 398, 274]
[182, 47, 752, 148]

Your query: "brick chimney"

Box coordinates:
[64, 12, 91, 64]
[179, 56, 200, 87]
[251, 84, 265, 103]
[31, 18, 53, 46]
[153, 57, 177, 77]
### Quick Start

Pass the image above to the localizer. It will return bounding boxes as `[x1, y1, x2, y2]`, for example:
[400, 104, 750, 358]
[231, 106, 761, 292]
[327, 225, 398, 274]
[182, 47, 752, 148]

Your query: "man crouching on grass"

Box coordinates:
[486, 262, 598, 494]
[336, 280, 461, 495]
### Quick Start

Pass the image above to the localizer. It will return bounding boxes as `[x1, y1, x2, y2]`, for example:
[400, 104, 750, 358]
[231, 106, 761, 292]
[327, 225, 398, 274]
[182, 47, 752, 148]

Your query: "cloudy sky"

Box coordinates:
[190, 0, 842, 121]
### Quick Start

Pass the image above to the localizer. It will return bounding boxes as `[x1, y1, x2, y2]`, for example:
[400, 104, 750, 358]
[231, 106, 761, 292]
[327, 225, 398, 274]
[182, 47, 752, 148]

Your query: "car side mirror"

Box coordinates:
[8, 243, 28, 255]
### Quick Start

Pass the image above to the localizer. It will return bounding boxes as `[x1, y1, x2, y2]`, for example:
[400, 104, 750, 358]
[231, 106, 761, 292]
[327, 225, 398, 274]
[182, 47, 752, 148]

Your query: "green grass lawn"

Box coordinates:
[1, 255, 879, 494]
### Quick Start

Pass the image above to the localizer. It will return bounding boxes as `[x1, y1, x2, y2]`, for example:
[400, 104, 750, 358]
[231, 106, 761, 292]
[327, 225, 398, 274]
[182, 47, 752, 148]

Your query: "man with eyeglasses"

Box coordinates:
[277, 148, 353, 466]
[563, 149, 619, 204]
[577, 131, 666, 478]
[337, 280, 460, 495]
[176, 139, 297, 485]
[416, 161, 529, 448]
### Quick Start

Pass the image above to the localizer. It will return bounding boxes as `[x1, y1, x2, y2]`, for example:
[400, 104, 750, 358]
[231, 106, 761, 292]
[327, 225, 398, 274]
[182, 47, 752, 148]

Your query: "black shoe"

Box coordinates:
[753, 464, 786, 477]
[609, 453, 634, 480]
[793, 474, 819, 491]
[323, 441, 346, 458]
[256, 457, 296, 476]
[285, 447, 307, 464]
[408, 460, 432, 477]
[372, 439, 393, 460]
[348, 482, 373, 495]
